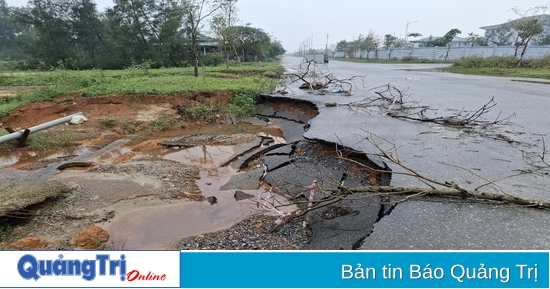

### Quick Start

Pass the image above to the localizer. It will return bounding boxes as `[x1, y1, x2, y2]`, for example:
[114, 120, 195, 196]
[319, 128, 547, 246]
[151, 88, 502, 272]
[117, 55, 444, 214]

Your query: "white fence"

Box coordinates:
[333, 46, 550, 61]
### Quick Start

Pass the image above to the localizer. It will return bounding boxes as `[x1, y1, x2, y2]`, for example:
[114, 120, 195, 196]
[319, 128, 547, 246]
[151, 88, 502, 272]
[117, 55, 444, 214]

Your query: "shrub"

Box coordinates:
[453, 56, 518, 68]
[200, 52, 224, 67]
[147, 114, 176, 132]
[185, 105, 217, 122]
[228, 93, 256, 118]
[401, 56, 437, 63]
[99, 118, 117, 128]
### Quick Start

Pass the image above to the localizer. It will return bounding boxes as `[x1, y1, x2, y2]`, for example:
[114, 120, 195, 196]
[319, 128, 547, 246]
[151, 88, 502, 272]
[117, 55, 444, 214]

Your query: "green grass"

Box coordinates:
[184, 105, 217, 122]
[332, 56, 443, 64]
[443, 67, 550, 79]
[99, 118, 117, 128]
[228, 93, 256, 118]
[146, 114, 177, 132]
[0, 131, 74, 151]
[442, 56, 550, 80]
[0, 62, 283, 117]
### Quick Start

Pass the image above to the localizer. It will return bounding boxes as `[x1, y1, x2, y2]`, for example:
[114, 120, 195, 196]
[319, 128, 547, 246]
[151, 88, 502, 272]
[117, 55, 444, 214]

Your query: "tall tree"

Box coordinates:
[466, 32, 487, 46]
[227, 25, 270, 62]
[440, 28, 461, 61]
[68, 0, 104, 67]
[511, 6, 547, 65]
[14, 0, 75, 66]
[0, 0, 14, 52]
[407, 32, 422, 46]
[268, 39, 285, 58]
[364, 30, 381, 59]
[104, 0, 153, 67]
[383, 34, 404, 60]
[210, 0, 238, 67]
[184, 0, 222, 77]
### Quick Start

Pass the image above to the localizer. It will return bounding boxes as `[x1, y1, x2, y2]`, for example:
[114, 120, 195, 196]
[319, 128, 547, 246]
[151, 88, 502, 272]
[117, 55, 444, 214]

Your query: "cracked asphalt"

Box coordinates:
[277, 56, 550, 250]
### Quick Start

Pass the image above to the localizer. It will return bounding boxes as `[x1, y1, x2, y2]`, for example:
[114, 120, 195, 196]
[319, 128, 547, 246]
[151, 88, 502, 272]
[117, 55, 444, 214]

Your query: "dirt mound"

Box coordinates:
[5, 237, 49, 250]
[74, 225, 109, 249]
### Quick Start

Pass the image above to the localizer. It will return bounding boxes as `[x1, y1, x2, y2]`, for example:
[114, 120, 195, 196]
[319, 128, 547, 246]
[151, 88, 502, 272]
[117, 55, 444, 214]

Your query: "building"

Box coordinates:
[417, 36, 468, 47]
[480, 14, 550, 46]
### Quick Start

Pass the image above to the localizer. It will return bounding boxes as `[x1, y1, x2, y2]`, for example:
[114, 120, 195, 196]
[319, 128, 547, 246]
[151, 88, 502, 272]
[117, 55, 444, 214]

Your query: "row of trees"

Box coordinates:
[335, 29, 462, 61]
[0, 0, 285, 72]
[333, 6, 549, 62]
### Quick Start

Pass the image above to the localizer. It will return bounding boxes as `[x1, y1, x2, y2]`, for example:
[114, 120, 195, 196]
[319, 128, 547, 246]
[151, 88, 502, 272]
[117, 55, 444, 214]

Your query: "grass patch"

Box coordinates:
[0, 131, 74, 151]
[333, 56, 442, 64]
[184, 105, 217, 122]
[443, 56, 550, 80]
[0, 62, 282, 117]
[146, 114, 177, 132]
[99, 118, 117, 128]
[228, 93, 256, 118]
[122, 121, 138, 134]
[28, 133, 74, 150]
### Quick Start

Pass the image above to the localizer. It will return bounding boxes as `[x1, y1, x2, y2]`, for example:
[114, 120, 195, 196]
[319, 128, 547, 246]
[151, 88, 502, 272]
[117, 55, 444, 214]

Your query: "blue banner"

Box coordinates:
[179, 251, 549, 288]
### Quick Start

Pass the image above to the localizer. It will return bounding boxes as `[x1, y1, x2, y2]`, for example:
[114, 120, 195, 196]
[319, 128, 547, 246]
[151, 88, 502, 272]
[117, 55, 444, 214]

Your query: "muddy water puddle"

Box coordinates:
[101, 133, 288, 249]
[0, 147, 94, 169]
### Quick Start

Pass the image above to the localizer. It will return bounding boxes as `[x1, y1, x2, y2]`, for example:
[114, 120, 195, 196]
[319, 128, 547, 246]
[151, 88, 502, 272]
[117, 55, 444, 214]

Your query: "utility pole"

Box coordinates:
[405, 20, 418, 44]
[325, 33, 329, 54]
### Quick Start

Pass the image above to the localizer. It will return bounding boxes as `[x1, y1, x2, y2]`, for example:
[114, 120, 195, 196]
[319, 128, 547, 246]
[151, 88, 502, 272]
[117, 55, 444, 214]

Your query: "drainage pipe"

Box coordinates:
[0, 112, 83, 144]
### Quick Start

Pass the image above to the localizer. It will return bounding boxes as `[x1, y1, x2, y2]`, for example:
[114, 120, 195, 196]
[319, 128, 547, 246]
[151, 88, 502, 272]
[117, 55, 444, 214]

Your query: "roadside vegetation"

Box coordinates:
[0, 62, 283, 118]
[444, 56, 550, 80]
[332, 56, 442, 64]
[0, 131, 75, 151]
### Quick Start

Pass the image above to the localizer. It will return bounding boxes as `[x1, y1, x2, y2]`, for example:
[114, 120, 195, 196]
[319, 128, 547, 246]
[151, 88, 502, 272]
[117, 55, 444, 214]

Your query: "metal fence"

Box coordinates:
[333, 45, 550, 61]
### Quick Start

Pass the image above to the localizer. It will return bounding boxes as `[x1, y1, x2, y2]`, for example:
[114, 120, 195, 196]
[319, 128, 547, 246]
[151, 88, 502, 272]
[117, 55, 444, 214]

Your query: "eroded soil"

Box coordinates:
[0, 90, 386, 250]
[0, 91, 323, 250]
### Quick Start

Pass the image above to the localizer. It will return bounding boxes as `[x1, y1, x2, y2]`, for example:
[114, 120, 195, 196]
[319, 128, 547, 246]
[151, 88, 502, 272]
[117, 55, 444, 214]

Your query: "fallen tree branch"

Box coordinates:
[276, 60, 367, 94]
[333, 185, 550, 209]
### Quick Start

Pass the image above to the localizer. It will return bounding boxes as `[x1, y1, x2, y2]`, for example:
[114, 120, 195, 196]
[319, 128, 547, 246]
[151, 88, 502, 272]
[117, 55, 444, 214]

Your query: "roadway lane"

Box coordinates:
[279, 56, 550, 249]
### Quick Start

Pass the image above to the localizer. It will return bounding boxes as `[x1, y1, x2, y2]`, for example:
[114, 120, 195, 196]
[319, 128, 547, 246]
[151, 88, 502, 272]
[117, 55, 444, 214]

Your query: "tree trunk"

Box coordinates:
[192, 29, 199, 77]
[445, 44, 451, 61]
[517, 36, 533, 67]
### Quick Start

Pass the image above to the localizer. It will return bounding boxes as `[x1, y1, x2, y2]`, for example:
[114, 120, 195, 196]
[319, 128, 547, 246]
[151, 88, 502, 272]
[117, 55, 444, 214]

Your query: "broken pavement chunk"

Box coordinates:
[207, 196, 218, 205]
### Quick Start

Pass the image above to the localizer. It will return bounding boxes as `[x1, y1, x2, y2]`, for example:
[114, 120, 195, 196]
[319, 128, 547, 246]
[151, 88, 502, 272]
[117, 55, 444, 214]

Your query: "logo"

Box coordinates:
[17, 254, 167, 282]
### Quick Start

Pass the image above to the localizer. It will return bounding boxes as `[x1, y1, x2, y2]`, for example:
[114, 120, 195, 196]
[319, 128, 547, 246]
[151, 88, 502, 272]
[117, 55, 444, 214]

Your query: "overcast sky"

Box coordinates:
[6, 0, 549, 51]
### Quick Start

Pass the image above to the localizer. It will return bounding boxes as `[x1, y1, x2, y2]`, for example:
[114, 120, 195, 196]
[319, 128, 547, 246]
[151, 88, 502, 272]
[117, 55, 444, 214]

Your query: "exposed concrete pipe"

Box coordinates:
[0, 112, 83, 145]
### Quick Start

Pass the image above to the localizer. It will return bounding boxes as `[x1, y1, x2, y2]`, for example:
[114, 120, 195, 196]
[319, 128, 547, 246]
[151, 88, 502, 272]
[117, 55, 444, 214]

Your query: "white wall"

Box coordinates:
[334, 45, 550, 61]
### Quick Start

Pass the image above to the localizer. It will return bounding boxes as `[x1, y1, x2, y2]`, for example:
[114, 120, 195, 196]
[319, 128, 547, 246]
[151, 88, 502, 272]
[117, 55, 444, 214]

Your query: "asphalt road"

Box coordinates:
[279, 56, 550, 249]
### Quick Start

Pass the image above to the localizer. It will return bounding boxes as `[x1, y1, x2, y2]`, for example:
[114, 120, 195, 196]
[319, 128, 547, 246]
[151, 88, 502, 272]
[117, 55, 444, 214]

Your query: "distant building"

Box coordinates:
[196, 33, 219, 54]
[417, 36, 468, 47]
[480, 14, 550, 46]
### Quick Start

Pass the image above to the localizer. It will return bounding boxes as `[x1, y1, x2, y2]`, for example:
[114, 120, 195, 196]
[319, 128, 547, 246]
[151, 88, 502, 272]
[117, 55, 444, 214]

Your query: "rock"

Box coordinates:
[74, 225, 109, 249]
[0, 181, 73, 217]
[325, 102, 337, 107]
[234, 190, 254, 201]
[5, 237, 49, 250]
[70, 115, 88, 125]
[207, 196, 218, 205]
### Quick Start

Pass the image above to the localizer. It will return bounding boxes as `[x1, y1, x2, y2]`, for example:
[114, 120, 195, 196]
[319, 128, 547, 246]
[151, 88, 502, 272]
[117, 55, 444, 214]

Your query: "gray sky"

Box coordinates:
[7, 0, 550, 51]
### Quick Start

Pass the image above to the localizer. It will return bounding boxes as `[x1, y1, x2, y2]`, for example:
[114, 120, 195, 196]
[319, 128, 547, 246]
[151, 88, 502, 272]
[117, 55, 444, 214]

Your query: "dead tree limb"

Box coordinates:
[346, 84, 516, 128]
[334, 185, 550, 210]
[264, 132, 549, 230]
[276, 60, 367, 94]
